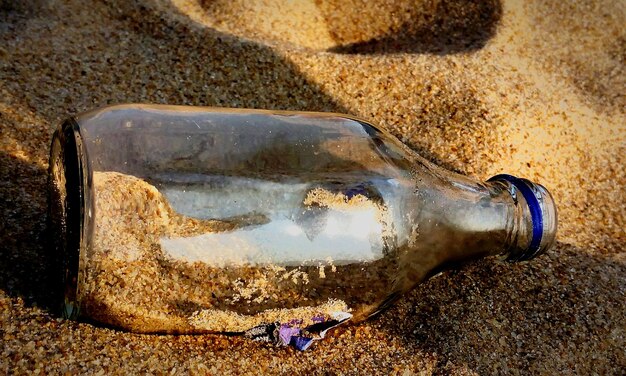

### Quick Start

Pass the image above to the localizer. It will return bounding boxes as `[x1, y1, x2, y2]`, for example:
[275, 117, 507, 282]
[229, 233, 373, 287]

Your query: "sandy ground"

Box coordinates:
[1, 0, 624, 374]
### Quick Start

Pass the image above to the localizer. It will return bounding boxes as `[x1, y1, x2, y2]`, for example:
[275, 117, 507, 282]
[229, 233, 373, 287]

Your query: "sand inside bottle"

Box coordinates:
[79, 171, 398, 334]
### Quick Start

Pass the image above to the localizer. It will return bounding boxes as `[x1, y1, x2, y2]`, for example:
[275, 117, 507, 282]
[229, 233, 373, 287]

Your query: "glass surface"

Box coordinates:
[49, 104, 557, 334]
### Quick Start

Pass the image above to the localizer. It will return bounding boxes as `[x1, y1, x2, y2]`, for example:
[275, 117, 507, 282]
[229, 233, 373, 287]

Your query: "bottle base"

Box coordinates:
[48, 118, 89, 319]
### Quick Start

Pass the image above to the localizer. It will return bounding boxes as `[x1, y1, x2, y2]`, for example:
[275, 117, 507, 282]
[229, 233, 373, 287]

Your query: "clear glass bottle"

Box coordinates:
[48, 104, 557, 345]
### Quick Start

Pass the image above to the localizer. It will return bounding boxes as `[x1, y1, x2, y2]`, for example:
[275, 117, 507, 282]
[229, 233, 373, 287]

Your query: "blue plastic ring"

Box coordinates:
[488, 174, 543, 259]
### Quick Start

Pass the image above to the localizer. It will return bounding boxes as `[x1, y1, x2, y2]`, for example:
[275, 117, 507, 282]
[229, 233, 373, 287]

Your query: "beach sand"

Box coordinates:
[1, 0, 624, 374]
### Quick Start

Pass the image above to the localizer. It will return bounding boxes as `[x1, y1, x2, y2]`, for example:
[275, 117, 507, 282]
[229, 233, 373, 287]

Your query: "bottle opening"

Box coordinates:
[488, 174, 558, 262]
[48, 118, 89, 319]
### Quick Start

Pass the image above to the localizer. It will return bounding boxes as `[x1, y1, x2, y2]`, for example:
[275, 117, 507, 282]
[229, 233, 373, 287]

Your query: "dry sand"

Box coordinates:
[1, 0, 624, 374]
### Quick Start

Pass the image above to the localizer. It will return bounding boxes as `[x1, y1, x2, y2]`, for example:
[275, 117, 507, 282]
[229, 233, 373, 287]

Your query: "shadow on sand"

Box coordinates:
[378, 241, 625, 373]
[327, 0, 502, 55]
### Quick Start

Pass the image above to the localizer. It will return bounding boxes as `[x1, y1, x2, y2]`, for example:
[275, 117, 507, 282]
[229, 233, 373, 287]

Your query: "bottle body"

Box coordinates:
[48, 104, 557, 334]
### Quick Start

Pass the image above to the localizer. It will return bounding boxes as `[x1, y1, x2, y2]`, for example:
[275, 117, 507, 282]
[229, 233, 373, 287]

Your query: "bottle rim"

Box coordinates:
[488, 174, 558, 261]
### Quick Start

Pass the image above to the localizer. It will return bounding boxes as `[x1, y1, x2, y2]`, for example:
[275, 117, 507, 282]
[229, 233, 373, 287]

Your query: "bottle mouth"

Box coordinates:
[48, 118, 90, 319]
[488, 174, 558, 262]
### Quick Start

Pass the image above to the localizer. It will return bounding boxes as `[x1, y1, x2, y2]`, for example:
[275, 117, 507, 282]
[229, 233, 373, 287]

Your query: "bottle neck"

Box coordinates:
[399, 169, 557, 289]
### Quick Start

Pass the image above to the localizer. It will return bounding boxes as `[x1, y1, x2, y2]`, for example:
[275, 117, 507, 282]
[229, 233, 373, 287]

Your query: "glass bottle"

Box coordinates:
[48, 104, 557, 348]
